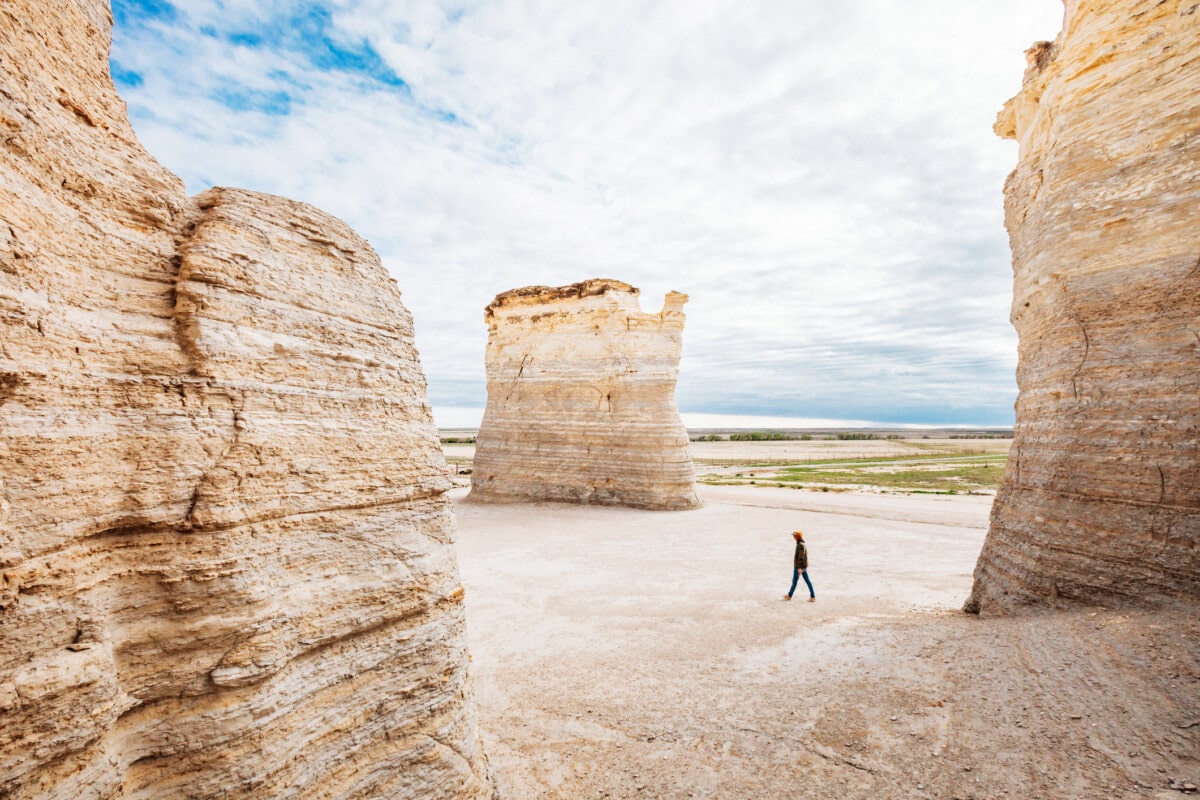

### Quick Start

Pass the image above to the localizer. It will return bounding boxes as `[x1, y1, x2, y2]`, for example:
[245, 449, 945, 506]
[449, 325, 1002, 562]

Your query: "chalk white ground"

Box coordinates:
[454, 485, 1199, 800]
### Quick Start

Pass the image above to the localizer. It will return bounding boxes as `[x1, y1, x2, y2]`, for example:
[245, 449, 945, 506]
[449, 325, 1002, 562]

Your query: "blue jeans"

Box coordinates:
[788, 568, 814, 598]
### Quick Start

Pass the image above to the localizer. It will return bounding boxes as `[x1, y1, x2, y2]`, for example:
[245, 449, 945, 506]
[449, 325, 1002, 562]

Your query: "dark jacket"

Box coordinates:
[793, 540, 808, 571]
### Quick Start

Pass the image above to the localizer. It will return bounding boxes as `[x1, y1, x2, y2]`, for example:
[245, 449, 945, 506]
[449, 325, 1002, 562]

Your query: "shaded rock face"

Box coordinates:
[469, 280, 699, 510]
[967, 0, 1200, 614]
[0, 2, 493, 797]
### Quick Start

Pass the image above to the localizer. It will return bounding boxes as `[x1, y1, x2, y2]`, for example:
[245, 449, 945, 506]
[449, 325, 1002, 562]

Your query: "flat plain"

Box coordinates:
[450, 437, 1199, 799]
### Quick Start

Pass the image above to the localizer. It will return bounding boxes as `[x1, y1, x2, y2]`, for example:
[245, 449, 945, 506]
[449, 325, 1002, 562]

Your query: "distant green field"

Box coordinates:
[699, 453, 1009, 494]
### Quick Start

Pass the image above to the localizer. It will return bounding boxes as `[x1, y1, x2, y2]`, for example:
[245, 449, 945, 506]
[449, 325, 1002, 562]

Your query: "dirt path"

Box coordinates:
[454, 486, 1199, 800]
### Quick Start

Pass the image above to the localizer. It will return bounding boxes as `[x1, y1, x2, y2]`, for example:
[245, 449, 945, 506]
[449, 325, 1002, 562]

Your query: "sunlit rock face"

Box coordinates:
[0, 2, 493, 797]
[966, 0, 1200, 614]
[469, 279, 700, 511]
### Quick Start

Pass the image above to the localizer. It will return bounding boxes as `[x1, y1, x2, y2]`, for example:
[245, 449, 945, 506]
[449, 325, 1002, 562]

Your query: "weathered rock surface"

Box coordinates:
[0, 2, 492, 797]
[469, 280, 699, 510]
[967, 0, 1200, 613]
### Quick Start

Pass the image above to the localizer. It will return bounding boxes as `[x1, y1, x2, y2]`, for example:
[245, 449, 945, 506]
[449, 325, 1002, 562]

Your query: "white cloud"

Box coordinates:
[111, 0, 1064, 424]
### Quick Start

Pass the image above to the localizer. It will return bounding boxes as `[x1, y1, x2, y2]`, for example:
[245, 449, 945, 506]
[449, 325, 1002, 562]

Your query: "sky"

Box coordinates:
[107, 0, 1065, 427]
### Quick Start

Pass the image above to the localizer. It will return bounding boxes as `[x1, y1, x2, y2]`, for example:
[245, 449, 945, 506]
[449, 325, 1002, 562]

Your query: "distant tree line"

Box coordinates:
[730, 431, 807, 441]
[689, 431, 1012, 442]
[691, 432, 814, 442]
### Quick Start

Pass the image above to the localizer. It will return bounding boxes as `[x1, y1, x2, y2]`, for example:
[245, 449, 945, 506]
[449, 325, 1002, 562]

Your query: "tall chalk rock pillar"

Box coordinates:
[966, 0, 1200, 613]
[0, 1, 493, 797]
[469, 280, 700, 510]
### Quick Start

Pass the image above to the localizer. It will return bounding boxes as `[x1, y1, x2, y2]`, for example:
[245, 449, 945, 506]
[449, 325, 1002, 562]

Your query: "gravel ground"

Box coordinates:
[454, 485, 1199, 800]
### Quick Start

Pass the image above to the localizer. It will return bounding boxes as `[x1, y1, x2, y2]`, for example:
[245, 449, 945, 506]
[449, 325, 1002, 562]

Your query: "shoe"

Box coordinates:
[782, 595, 792, 601]
[809, 596, 815, 602]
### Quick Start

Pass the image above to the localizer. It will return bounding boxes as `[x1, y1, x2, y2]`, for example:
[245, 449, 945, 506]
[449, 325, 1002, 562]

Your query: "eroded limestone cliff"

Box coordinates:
[0, 1, 493, 797]
[469, 280, 699, 510]
[967, 0, 1200, 613]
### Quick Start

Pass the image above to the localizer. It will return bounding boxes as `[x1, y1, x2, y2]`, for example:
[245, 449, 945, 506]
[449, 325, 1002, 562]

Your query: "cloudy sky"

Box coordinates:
[108, 0, 1063, 426]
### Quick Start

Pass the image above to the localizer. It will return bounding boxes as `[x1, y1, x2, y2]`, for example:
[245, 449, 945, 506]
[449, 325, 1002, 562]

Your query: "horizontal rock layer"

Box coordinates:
[967, 0, 1200, 613]
[0, 1, 492, 797]
[470, 279, 699, 510]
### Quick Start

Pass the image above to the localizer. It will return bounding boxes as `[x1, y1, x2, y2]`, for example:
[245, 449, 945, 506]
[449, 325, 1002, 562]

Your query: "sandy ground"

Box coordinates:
[454, 485, 1199, 800]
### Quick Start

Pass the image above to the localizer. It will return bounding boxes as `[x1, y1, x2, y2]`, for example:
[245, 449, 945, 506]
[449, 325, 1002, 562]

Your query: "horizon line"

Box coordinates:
[432, 406, 1013, 431]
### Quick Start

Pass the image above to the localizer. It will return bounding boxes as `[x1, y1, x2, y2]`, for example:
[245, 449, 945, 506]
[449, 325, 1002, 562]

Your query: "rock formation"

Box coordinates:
[0, 2, 493, 798]
[966, 0, 1200, 613]
[469, 280, 699, 510]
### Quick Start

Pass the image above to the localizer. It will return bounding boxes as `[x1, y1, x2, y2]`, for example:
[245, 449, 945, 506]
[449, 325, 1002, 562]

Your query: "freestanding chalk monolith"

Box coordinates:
[469, 279, 700, 510]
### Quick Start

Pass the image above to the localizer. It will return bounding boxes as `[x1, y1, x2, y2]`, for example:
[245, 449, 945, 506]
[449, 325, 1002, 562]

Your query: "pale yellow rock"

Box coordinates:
[967, 0, 1200, 613]
[469, 279, 700, 510]
[0, 2, 493, 797]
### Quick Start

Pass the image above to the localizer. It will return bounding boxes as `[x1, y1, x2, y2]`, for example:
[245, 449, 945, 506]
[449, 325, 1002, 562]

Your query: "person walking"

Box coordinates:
[783, 530, 815, 602]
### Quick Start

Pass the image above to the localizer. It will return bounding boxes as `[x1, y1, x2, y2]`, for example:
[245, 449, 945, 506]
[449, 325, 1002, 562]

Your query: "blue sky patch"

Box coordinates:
[210, 4, 412, 94]
[211, 85, 293, 116]
[294, 7, 410, 90]
[111, 0, 177, 29]
[110, 61, 144, 89]
[228, 31, 265, 48]
[428, 108, 465, 126]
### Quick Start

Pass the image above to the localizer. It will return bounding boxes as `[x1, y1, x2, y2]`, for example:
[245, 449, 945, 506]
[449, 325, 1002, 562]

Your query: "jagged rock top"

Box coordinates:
[486, 278, 638, 316]
[485, 279, 689, 331]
